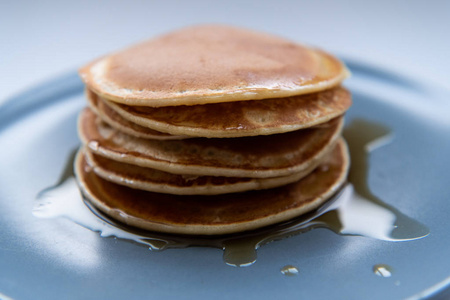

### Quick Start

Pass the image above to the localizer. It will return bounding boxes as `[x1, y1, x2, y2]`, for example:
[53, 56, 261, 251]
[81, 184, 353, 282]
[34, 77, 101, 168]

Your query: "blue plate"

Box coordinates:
[0, 61, 449, 299]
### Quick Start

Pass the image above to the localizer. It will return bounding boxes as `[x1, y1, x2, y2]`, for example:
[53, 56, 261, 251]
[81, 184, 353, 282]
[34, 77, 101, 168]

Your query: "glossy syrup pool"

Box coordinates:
[33, 119, 429, 267]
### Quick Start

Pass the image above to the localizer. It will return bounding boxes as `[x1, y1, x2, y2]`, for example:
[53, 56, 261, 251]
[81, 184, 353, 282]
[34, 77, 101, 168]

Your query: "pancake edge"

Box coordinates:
[78, 111, 344, 178]
[74, 139, 349, 235]
[80, 49, 350, 107]
[98, 87, 352, 138]
[83, 146, 330, 195]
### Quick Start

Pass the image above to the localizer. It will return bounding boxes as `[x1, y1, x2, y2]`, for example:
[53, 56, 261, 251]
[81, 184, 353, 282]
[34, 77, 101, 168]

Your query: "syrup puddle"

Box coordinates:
[34, 119, 429, 267]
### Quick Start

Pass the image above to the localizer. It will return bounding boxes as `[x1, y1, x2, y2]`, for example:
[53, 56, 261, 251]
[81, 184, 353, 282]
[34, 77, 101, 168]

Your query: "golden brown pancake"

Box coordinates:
[83, 146, 328, 195]
[79, 25, 349, 107]
[89, 86, 351, 138]
[86, 89, 187, 140]
[75, 139, 349, 235]
[78, 108, 343, 178]
[75, 25, 353, 236]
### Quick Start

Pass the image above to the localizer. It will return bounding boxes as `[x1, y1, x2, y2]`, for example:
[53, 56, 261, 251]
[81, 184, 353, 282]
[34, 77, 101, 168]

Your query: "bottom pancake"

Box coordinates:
[74, 139, 349, 235]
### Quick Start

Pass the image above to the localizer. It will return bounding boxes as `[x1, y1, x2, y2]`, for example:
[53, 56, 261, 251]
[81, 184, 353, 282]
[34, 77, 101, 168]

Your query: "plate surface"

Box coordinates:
[0, 61, 449, 299]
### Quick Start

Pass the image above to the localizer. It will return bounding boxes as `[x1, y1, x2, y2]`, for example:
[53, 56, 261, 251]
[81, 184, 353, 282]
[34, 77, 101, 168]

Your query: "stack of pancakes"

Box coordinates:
[75, 25, 352, 235]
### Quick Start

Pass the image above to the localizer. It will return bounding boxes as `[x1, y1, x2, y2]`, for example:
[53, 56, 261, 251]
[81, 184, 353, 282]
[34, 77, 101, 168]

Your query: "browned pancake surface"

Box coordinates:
[93, 87, 351, 138]
[78, 108, 343, 177]
[86, 90, 187, 140]
[75, 139, 349, 235]
[84, 147, 325, 195]
[80, 25, 349, 106]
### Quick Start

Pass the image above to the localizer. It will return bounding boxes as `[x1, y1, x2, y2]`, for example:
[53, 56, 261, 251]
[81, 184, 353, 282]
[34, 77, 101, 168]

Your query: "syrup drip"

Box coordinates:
[373, 264, 394, 278]
[34, 119, 429, 267]
[280, 265, 299, 276]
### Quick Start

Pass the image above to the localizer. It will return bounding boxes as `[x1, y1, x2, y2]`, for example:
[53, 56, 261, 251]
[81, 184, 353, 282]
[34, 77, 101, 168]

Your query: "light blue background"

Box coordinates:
[1, 0, 449, 103]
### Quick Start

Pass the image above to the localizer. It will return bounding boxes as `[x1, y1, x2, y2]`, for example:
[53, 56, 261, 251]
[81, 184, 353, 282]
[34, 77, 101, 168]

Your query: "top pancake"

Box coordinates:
[79, 25, 350, 107]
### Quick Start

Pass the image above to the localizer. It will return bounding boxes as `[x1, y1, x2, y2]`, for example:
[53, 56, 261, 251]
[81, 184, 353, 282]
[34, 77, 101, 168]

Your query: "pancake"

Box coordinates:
[83, 145, 328, 195]
[86, 89, 187, 140]
[90, 86, 351, 138]
[79, 25, 350, 107]
[75, 139, 349, 235]
[78, 108, 343, 178]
